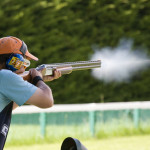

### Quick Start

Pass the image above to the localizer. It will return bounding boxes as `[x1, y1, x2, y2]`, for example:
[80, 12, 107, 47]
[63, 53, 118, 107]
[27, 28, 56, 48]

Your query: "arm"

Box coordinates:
[13, 83, 53, 109]
[26, 81, 53, 108]
[13, 102, 18, 110]
[25, 69, 61, 108]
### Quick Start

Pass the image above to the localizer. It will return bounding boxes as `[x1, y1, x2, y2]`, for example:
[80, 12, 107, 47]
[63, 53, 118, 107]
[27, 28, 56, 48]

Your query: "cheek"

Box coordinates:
[15, 66, 25, 74]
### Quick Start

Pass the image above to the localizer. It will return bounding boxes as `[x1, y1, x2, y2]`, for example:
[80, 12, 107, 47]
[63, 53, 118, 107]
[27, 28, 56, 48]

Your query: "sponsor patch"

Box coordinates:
[1, 124, 8, 137]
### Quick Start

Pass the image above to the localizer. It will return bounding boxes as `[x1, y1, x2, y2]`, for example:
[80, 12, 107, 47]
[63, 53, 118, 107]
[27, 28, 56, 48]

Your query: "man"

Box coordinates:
[0, 36, 61, 149]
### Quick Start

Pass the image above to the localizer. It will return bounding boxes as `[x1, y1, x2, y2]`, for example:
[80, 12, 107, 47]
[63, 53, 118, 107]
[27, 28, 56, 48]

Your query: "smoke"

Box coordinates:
[91, 39, 150, 82]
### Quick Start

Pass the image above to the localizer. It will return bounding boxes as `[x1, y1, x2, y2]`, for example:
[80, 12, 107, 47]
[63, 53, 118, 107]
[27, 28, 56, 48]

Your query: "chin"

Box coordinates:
[15, 68, 25, 74]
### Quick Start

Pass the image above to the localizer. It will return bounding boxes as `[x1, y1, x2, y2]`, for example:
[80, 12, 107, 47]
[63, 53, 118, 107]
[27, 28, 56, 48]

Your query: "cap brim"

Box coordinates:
[25, 51, 38, 61]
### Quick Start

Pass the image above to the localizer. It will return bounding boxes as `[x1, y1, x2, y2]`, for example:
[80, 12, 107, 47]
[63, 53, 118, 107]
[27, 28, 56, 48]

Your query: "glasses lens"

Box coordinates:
[23, 58, 30, 67]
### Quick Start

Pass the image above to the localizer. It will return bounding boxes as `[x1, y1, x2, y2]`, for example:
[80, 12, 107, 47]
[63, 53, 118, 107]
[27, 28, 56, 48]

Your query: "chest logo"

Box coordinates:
[1, 124, 8, 137]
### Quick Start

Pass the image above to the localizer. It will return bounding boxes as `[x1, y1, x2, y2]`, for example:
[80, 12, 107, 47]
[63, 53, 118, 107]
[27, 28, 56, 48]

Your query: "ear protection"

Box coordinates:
[6, 53, 30, 71]
[6, 53, 24, 71]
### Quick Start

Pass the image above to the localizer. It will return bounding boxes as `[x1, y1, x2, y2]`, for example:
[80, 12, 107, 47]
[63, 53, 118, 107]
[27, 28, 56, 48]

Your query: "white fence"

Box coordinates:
[12, 101, 150, 137]
[13, 101, 150, 114]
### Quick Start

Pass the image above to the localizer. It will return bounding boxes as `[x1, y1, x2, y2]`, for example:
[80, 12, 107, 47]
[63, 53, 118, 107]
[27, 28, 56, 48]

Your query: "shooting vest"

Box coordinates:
[0, 102, 13, 150]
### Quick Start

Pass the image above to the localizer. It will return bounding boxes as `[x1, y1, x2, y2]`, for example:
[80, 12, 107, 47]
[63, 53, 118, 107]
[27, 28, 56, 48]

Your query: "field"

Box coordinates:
[4, 135, 150, 150]
[4, 124, 150, 150]
[5, 119, 150, 145]
[4, 117, 150, 150]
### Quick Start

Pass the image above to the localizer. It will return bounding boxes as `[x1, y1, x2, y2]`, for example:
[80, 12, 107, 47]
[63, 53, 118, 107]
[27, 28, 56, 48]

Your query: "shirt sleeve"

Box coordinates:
[0, 70, 37, 106]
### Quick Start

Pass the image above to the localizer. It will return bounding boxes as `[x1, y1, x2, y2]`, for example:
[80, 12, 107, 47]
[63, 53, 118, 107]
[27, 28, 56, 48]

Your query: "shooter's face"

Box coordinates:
[14, 57, 30, 74]
[15, 65, 26, 74]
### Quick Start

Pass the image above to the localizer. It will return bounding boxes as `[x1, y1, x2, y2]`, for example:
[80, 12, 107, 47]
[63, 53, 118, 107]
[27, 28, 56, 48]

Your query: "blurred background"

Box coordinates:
[1, 0, 150, 149]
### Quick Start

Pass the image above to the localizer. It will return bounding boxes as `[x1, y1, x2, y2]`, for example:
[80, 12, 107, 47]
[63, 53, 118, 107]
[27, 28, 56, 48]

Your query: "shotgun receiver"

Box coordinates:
[36, 60, 101, 76]
[20, 60, 101, 80]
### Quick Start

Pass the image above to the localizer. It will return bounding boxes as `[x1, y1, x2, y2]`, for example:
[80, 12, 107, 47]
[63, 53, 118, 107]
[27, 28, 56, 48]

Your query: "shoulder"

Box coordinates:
[0, 69, 16, 77]
[0, 69, 12, 75]
[0, 69, 24, 84]
[0, 69, 37, 106]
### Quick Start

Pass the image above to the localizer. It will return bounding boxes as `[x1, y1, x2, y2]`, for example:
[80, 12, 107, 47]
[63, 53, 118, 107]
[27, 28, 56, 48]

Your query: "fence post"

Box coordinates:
[89, 111, 95, 137]
[133, 109, 140, 128]
[40, 112, 46, 137]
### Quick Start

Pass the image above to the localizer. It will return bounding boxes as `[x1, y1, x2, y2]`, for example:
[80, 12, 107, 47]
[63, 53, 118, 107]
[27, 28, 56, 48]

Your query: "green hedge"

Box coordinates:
[0, 0, 150, 103]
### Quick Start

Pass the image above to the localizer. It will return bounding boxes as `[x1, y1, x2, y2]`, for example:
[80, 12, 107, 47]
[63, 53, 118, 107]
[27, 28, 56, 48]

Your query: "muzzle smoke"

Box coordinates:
[91, 39, 150, 82]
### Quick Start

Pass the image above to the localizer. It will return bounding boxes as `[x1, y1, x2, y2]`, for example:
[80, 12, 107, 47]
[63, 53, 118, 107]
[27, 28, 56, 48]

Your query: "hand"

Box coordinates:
[29, 68, 43, 80]
[43, 69, 61, 82]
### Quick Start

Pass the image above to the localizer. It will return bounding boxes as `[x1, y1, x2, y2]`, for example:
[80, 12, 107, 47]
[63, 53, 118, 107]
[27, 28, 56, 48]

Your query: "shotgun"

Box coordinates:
[20, 60, 101, 80]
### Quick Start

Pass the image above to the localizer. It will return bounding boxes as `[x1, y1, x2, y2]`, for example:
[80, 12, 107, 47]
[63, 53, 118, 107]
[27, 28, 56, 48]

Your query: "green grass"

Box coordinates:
[96, 120, 150, 139]
[5, 120, 150, 147]
[4, 135, 150, 150]
[6, 124, 91, 146]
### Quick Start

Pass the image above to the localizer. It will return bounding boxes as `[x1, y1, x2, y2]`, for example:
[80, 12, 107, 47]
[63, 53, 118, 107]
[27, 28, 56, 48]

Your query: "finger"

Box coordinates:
[55, 70, 61, 79]
[55, 70, 61, 78]
[58, 70, 62, 77]
[29, 68, 33, 74]
[53, 70, 58, 78]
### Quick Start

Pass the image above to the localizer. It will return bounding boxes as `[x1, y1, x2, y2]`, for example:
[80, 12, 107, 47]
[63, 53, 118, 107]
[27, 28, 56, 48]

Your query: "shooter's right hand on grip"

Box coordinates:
[29, 68, 43, 80]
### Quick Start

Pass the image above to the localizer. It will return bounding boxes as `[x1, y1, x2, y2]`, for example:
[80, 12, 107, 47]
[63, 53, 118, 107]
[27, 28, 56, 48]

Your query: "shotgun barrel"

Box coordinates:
[36, 60, 101, 75]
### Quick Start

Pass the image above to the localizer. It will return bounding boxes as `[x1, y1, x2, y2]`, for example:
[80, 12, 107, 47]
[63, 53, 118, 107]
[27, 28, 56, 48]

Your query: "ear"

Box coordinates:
[0, 62, 6, 69]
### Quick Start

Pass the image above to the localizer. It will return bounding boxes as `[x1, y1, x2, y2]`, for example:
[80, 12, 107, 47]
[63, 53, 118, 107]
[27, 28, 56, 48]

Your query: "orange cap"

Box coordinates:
[0, 36, 38, 61]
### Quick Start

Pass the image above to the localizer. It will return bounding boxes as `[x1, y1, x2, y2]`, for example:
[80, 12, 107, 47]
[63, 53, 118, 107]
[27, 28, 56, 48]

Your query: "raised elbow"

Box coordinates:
[46, 98, 54, 108]
[26, 87, 54, 109]
[41, 96, 54, 109]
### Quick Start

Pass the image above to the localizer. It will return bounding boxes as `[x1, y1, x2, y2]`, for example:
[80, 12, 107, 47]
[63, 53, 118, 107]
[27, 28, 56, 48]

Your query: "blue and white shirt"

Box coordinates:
[0, 69, 37, 112]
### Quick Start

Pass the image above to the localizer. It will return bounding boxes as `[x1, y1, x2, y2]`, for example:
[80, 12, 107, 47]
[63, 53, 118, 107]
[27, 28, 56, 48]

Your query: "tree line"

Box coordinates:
[0, 0, 150, 103]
